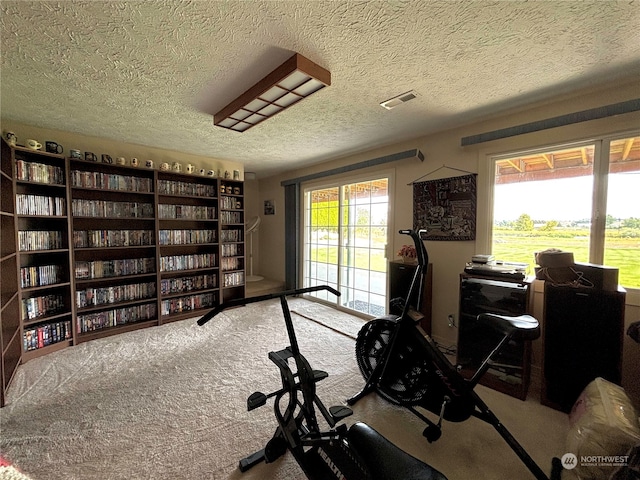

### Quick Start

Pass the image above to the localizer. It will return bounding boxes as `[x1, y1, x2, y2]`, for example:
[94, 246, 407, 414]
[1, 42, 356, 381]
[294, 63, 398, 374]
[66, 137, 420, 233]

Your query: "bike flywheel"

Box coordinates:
[355, 318, 433, 405]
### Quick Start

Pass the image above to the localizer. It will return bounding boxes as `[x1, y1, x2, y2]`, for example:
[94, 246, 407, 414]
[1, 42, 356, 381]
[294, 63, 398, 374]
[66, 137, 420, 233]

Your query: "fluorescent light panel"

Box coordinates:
[214, 53, 331, 132]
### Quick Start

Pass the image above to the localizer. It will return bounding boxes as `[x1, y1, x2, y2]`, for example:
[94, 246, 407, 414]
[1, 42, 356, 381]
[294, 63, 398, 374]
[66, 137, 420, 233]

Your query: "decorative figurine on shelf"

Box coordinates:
[224, 170, 230, 179]
[172, 162, 182, 172]
[397, 244, 417, 264]
[4, 131, 17, 146]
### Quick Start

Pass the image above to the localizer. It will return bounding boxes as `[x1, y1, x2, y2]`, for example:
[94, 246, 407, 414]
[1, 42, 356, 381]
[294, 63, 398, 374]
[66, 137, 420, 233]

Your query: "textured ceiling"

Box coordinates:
[1, 1, 639, 177]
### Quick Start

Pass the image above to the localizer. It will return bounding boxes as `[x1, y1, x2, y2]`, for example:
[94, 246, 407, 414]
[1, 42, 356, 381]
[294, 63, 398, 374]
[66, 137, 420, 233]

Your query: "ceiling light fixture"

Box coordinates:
[380, 90, 419, 110]
[214, 53, 331, 132]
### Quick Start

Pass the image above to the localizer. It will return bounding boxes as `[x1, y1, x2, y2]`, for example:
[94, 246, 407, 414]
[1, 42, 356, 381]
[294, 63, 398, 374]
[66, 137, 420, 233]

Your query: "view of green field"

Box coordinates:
[493, 227, 640, 289]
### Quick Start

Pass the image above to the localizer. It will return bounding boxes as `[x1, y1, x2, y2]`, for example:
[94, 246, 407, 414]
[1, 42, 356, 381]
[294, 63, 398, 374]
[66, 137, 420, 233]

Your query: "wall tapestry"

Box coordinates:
[413, 173, 477, 241]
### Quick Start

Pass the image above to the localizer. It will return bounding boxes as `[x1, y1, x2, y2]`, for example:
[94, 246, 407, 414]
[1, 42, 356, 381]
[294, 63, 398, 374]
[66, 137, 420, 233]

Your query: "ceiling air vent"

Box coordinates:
[380, 90, 419, 110]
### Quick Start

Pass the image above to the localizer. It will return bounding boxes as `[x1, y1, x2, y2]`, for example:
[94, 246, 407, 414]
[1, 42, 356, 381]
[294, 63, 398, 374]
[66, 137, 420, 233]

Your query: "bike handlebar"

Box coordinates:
[197, 285, 341, 326]
[399, 229, 429, 267]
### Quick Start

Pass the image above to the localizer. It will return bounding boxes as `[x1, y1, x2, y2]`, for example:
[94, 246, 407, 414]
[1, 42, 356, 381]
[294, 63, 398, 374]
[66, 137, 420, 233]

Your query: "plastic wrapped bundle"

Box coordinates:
[566, 377, 640, 479]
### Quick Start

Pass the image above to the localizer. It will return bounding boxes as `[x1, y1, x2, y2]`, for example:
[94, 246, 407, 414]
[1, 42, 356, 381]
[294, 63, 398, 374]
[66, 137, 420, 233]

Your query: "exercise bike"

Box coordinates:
[347, 230, 562, 480]
[197, 285, 448, 480]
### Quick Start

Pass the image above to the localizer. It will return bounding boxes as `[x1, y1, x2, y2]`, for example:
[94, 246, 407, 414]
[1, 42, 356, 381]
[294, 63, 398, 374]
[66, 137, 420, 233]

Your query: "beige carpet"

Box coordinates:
[0, 298, 570, 480]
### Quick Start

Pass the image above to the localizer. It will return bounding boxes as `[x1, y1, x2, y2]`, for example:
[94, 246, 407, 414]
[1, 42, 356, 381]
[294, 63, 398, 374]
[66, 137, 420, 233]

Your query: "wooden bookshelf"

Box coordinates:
[70, 158, 159, 339]
[1, 138, 20, 406]
[0, 140, 245, 405]
[219, 180, 245, 303]
[4, 140, 75, 388]
[157, 171, 220, 323]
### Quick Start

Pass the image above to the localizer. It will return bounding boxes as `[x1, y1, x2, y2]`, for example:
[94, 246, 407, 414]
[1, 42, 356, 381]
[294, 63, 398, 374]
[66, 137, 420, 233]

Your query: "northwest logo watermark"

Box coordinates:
[561, 452, 630, 469]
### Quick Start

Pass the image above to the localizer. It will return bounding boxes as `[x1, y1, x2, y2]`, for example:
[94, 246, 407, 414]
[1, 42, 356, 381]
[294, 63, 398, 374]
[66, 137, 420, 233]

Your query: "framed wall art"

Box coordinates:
[412, 173, 477, 241]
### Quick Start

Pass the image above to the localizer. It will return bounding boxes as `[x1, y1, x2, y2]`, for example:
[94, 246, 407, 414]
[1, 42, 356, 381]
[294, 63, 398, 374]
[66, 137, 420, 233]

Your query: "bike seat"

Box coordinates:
[477, 313, 540, 341]
[347, 422, 447, 480]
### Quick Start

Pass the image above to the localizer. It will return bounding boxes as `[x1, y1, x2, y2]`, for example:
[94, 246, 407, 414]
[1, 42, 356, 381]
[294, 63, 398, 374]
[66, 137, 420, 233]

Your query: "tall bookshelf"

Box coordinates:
[219, 180, 245, 302]
[157, 172, 219, 322]
[1, 139, 21, 406]
[10, 142, 74, 365]
[0, 139, 245, 404]
[70, 158, 158, 342]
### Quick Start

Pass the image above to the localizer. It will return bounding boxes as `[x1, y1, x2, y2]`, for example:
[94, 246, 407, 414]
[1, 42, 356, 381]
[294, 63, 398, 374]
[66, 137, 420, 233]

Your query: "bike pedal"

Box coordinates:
[247, 391, 267, 410]
[423, 425, 442, 443]
[269, 348, 294, 362]
[329, 405, 353, 421]
[313, 370, 328, 382]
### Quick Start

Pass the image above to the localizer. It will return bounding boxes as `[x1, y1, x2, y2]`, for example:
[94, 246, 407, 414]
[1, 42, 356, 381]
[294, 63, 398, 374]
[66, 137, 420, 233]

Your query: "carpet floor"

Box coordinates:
[0, 298, 570, 479]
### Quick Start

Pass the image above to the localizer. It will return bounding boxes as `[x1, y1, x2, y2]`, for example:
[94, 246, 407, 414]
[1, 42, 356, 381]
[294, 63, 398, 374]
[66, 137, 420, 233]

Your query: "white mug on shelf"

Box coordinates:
[26, 139, 42, 150]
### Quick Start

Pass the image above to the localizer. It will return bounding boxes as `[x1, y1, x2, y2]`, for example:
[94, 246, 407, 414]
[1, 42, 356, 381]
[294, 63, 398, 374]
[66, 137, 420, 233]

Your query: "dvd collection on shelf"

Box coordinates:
[72, 199, 154, 218]
[3, 138, 244, 372]
[220, 195, 242, 210]
[21, 294, 65, 320]
[16, 194, 66, 216]
[158, 229, 216, 245]
[20, 264, 63, 288]
[15, 159, 65, 185]
[160, 274, 217, 295]
[71, 170, 153, 192]
[220, 229, 242, 243]
[158, 179, 216, 197]
[158, 204, 216, 220]
[224, 271, 245, 287]
[220, 257, 241, 272]
[23, 320, 73, 352]
[160, 253, 216, 272]
[18, 230, 64, 251]
[77, 303, 157, 333]
[161, 292, 216, 316]
[76, 282, 156, 308]
[220, 211, 242, 224]
[73, 229, 154, 248]
[75, 258, 155, 280]
[221, 243, 241, 257]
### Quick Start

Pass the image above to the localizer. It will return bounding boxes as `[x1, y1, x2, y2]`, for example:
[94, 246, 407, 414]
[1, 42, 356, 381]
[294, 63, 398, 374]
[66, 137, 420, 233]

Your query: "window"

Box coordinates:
[303, 178, 389, 315]
[490, 134, 639, 290]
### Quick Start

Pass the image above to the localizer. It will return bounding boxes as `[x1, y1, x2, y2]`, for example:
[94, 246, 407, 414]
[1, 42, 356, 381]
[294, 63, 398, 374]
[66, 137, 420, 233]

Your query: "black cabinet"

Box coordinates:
[388, 261, 432, 334]
[542, 283, 625, 412]
[457, 274, 533, 400]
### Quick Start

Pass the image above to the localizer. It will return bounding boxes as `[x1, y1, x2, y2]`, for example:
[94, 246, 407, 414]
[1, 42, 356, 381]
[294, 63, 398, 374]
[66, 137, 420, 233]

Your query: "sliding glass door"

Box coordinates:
[303, 178, 390, 316]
